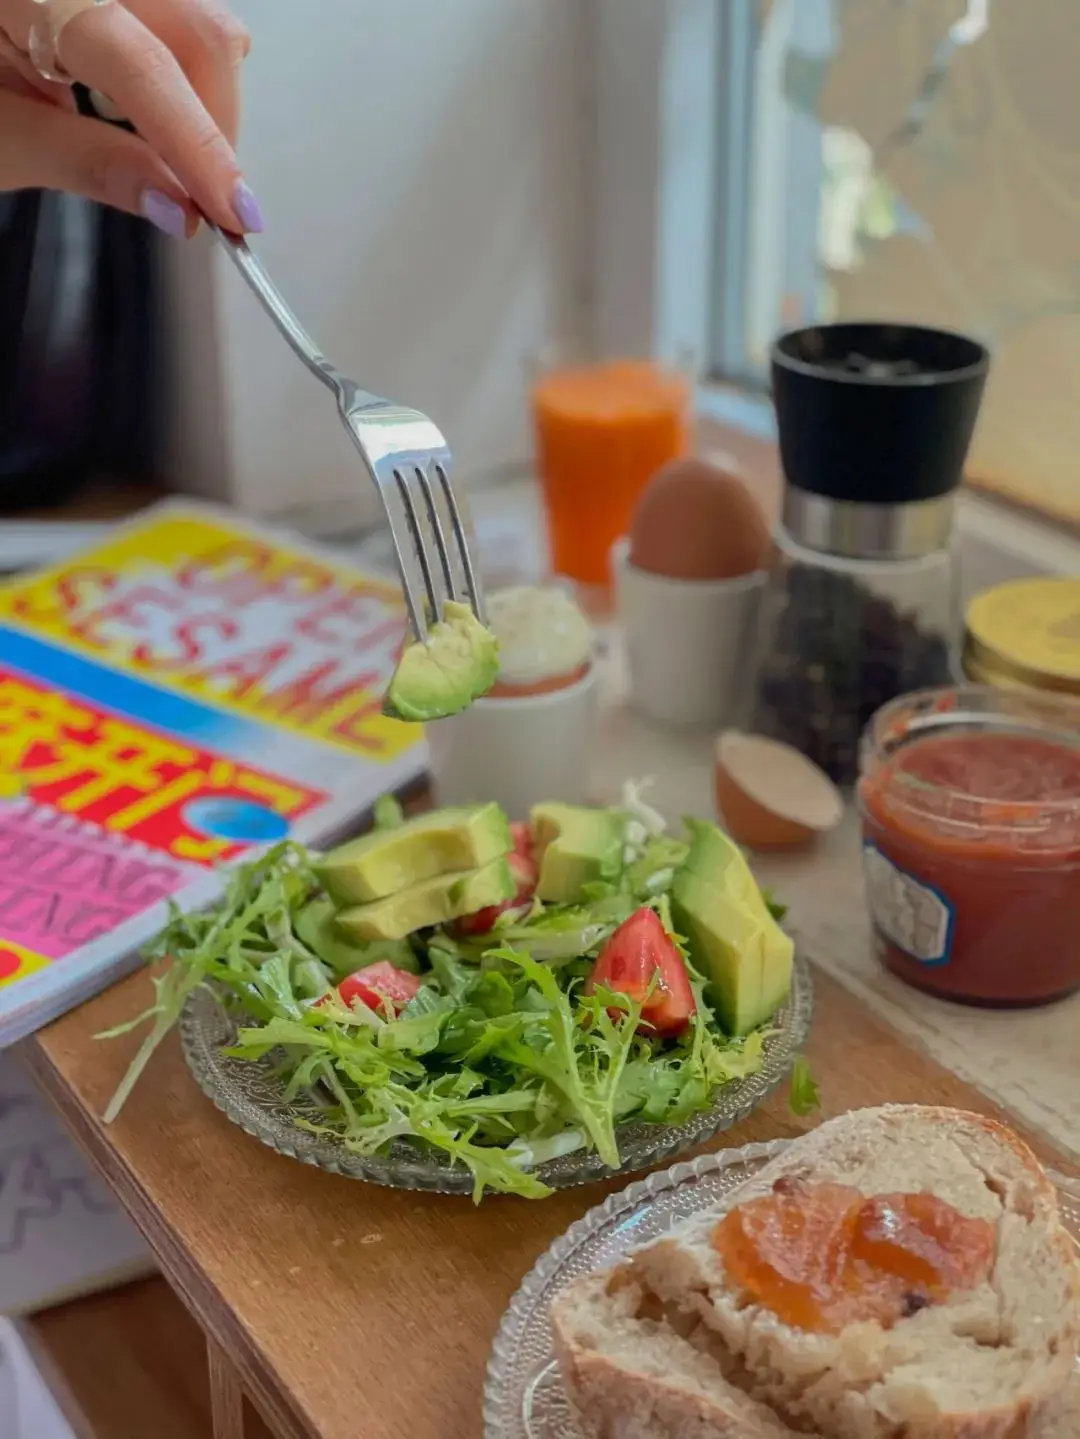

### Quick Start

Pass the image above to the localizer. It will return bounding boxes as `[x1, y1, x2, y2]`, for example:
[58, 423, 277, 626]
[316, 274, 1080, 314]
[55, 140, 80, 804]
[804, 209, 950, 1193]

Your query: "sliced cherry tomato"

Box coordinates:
[455, 850, 538, 936]
[337, 961, 422, 1015]
[586, 907, 696, 1038]
[509, 821, 534, 859]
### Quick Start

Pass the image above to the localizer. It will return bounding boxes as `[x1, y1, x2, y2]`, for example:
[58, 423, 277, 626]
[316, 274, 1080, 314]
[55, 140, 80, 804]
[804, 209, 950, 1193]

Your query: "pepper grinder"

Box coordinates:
[743, 321, 990, 787]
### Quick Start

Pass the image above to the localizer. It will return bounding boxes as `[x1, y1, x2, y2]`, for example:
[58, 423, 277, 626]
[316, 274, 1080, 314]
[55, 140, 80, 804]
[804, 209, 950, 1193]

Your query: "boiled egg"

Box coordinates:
[629, 458, 771, 580]
[485, 585, 593, 697]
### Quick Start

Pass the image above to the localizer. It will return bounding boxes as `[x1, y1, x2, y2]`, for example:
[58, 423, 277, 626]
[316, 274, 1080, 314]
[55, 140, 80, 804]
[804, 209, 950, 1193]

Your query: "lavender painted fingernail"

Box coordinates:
[141, 189, 188, 239]
[232, 179, 265, 234]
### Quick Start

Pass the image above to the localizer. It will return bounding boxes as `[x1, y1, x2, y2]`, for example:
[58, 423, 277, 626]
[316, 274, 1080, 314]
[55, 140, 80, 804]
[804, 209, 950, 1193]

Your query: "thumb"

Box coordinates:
[0, 90, 196, 236]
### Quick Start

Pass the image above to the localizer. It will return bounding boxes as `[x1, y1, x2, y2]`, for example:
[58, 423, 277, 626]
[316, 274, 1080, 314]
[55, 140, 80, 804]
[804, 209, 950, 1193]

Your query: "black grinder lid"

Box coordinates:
[771, 322, 990, 507]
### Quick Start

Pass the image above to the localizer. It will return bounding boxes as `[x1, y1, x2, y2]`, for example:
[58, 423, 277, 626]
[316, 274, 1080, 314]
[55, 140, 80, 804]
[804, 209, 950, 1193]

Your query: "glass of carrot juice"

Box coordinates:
[531, 359, 692, 585]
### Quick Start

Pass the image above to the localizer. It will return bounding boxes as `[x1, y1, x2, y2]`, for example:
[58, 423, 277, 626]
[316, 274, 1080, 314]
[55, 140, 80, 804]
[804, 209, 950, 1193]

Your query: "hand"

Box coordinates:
[0, 0, 260, 237]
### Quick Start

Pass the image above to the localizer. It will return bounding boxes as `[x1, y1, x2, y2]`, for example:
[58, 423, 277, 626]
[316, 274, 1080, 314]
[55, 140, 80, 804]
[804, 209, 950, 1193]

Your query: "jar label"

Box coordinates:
[862, 843, 955, 967]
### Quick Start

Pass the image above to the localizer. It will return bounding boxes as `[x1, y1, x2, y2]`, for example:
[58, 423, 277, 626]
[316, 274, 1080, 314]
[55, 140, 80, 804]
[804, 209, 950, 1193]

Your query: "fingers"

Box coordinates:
[0, 56, 57, 102]
[57, 0, 261, 232]
[124, 0, 250, 146]
[0, 29, 75, 105]
[0, 87, 196, 235]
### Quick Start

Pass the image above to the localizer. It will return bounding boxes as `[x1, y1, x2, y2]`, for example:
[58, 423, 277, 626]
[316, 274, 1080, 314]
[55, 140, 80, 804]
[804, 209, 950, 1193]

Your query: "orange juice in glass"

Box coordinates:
[531, 359, 692, 584]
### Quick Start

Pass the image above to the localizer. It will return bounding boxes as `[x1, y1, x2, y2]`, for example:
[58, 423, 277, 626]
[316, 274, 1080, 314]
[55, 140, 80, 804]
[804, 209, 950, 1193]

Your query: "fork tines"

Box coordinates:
[390, 463, 484, 642]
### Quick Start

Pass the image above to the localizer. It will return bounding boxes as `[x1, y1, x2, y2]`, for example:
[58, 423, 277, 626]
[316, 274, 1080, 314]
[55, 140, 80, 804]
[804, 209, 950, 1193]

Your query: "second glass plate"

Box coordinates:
[482, 1142, 1080, 1438]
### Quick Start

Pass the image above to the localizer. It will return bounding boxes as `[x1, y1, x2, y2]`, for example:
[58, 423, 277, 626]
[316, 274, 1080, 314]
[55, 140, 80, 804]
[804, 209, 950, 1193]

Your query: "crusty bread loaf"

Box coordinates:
[551, 1107, 1080, 1439]
[553, 1276, 1080, 1439]
[1034, 1369, 1080, 1438]
[552, 1269, 806, 1438]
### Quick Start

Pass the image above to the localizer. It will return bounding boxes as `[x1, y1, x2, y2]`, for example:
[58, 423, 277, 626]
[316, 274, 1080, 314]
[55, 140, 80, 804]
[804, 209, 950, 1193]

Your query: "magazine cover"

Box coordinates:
[0, 500, 426, 1045]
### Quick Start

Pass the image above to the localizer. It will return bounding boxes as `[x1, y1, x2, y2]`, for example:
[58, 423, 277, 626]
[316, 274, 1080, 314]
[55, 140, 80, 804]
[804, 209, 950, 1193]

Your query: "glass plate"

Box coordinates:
[482, 1143, 1080, 1439]
[179, 955, 813, 1195]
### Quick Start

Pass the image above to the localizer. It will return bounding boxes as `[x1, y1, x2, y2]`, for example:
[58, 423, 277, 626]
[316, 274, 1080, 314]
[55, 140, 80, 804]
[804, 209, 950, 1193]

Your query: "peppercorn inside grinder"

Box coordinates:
[743, 322, 990, 787]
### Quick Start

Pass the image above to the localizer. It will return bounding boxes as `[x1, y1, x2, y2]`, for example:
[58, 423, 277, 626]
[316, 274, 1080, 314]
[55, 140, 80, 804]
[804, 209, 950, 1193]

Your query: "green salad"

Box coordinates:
[103, 784, 814, 1200]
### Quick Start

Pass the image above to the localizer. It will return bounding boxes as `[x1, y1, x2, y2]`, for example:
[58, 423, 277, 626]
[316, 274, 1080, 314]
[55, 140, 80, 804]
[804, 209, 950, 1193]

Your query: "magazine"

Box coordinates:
[0, 499, 426, 1045]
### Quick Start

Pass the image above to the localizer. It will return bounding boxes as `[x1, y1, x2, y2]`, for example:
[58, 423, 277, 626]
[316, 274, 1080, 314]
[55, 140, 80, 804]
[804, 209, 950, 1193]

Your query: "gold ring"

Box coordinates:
[28, 0, 114, 83]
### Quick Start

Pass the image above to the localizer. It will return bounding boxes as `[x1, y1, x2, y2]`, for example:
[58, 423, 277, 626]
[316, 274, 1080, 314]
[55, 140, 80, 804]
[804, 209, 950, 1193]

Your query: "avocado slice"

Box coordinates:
[531, 802, 625, 905]
[314, 802, 511, 905]
[670, 819, 794, 1035]
[383, 601, 499, 723]
[294, 897, 421, 978]
[334, 855, 514, 942]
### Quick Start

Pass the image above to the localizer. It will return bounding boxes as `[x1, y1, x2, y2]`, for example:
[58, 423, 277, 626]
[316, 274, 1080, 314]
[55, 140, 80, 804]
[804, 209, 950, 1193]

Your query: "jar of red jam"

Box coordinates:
[858, 686, 1080, 1007]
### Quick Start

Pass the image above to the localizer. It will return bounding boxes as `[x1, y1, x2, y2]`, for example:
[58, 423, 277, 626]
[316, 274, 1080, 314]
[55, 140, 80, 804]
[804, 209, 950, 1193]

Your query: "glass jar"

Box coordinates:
[858, 686, 1080, 1008]
[745, 529, 957, 786]
[962, 577, 1080, 699]
[746, 321, 989, 787]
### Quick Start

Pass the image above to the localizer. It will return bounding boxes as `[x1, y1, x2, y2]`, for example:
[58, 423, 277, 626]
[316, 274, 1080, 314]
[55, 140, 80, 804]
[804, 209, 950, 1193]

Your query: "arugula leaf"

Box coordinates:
[373, 794, 405, 830]
[625, 836, 689, 899]
[427, 945, 473, 1001]
[483, 947, 640, 1169]
[297, 1075, 552, 1200]
[99, 961, 208, 1124]
[762, 887, 789, 922]
[789, 1056, 821, 1116]
[458, 889, 636, 968]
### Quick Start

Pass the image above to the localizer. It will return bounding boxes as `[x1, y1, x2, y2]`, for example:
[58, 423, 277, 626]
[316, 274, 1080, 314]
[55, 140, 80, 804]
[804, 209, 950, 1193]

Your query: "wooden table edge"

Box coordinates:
[18, 1036, 312, 1439]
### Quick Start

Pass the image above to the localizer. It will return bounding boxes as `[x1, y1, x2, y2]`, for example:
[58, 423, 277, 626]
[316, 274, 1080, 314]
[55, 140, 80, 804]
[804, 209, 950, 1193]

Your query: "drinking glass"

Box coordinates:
[531, 356, 692, 585]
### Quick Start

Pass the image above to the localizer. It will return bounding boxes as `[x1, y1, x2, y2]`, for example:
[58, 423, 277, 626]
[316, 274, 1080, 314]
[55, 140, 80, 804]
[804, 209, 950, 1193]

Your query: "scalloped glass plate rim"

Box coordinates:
[481, 1140, 1080, 1438]
[178, 954, 813, 1196]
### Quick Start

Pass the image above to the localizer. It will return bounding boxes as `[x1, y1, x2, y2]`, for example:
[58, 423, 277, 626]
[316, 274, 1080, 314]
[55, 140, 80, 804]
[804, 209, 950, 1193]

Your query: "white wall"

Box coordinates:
[590, 0, 722, 369]
[591, 0, 665, 359]
[166, 0, 590, 522]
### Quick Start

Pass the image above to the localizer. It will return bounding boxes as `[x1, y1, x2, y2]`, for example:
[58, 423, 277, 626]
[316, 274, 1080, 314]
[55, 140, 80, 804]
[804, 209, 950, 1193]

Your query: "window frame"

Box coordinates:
[590, 0, 826, 386]
[591, 0, 1080, 535]
[710, 0, 832, 386]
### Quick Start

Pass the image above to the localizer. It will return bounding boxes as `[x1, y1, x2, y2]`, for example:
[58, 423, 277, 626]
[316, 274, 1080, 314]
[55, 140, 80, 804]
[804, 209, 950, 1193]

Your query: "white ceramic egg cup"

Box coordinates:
[611, 536, 765, 730]
[426, 666, 599, 819]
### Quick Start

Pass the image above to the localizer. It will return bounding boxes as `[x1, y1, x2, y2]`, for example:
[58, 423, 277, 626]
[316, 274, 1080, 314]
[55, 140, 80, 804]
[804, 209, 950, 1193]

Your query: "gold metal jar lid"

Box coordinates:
[963, 578, 1080, 697]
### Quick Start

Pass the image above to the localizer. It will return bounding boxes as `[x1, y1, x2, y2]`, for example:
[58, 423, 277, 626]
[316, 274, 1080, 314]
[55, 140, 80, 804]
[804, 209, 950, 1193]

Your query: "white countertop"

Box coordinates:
[587, 644, 1080, 1165]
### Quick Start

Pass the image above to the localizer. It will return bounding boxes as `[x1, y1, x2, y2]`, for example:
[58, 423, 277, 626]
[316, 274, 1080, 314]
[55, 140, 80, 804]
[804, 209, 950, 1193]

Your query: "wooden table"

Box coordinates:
[18, 961, 1077, 1439]
[10, 474, 1078, 1436]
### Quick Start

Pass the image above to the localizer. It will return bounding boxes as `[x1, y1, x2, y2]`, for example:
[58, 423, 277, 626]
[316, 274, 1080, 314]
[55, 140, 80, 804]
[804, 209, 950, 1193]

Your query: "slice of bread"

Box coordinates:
[1035, 1369, 1080, 1437]
[552, 1269, 806, 1438]
[551, 1106, 1080, 1439]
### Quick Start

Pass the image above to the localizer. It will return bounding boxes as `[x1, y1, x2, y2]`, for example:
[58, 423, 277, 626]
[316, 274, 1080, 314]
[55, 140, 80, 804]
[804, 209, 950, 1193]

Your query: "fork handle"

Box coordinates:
[208, 227, 341, 393]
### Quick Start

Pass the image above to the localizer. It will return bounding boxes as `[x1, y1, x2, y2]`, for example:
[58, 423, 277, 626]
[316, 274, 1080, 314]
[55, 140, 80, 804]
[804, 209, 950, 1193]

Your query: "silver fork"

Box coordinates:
[211, 227, 485, 642]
